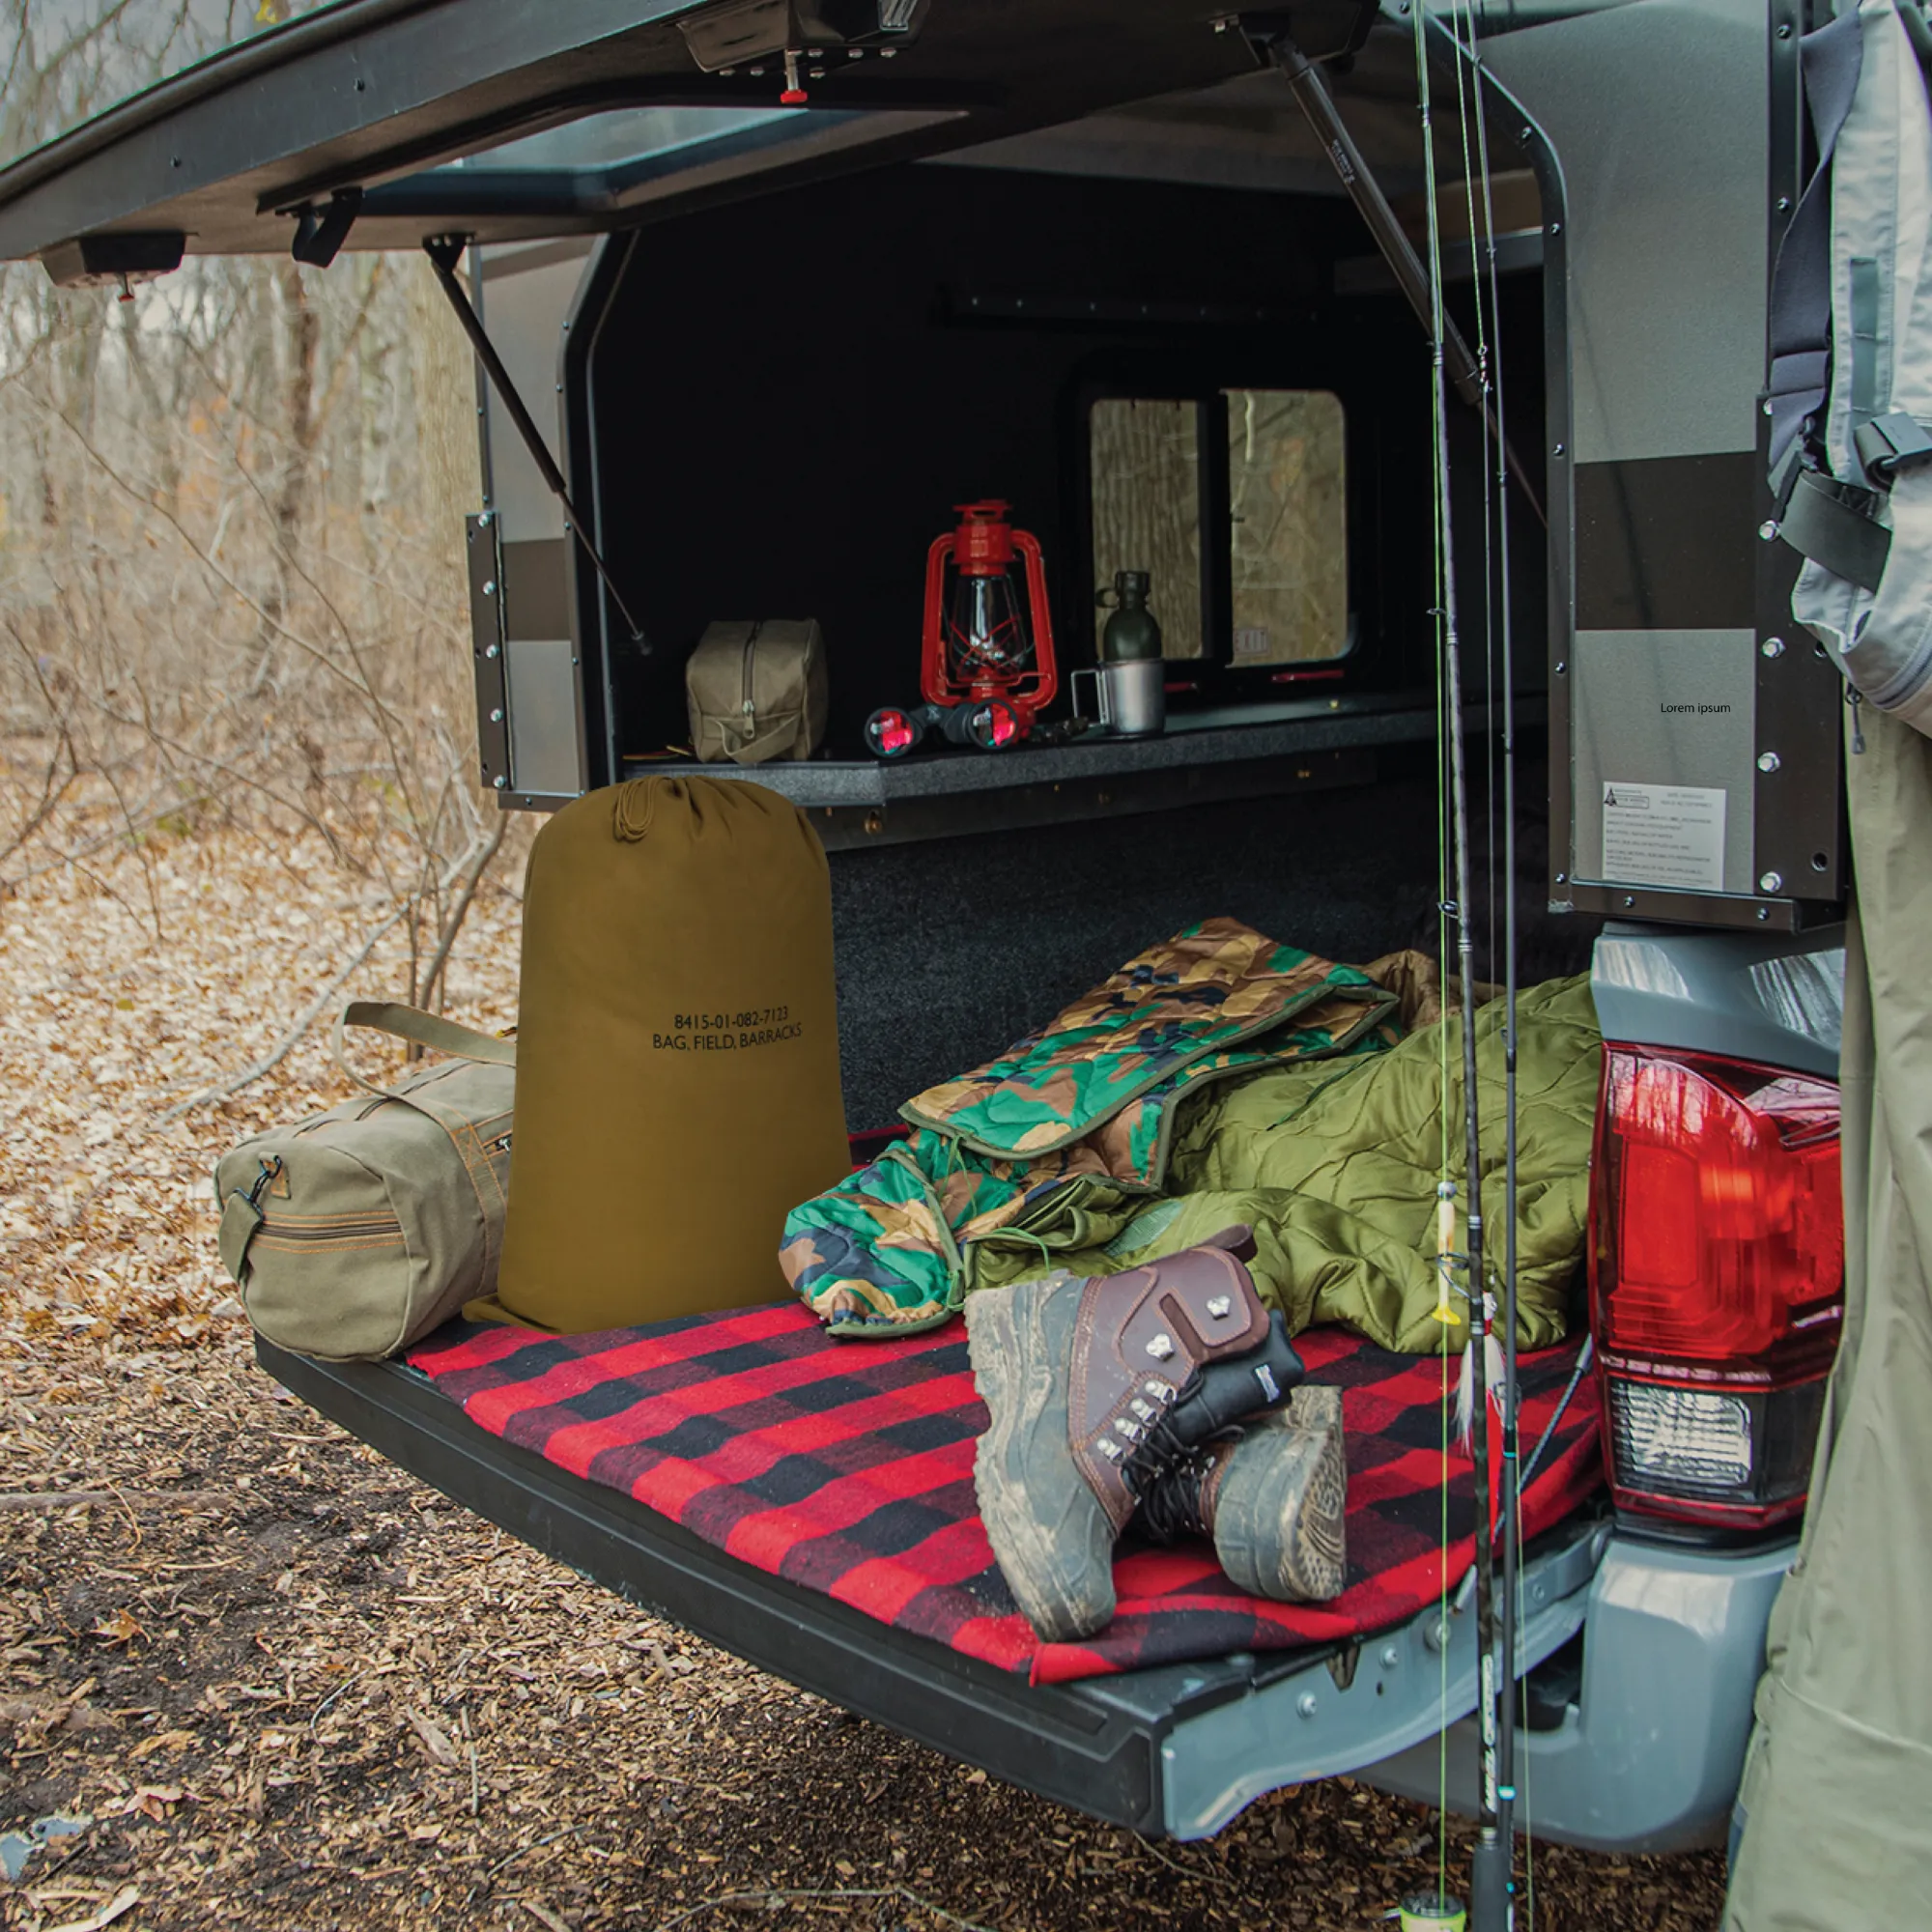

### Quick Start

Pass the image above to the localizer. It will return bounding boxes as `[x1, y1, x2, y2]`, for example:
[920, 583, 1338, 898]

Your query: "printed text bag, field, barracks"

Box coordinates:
[214, 1004, 515, 1360]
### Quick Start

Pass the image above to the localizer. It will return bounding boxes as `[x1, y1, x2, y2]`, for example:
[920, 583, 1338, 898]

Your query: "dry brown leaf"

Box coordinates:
[405, 1706, 460, 1767]
[47, 1884, 141, 1932]
[89, 1607, 143, 1647]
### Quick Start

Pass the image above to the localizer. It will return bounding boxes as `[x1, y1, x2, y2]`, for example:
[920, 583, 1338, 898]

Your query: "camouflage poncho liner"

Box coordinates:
[780, 919, 1603, 1350]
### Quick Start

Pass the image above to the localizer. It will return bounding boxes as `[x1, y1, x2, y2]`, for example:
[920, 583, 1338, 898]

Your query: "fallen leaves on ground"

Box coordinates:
[0, 813, 1729, 1930]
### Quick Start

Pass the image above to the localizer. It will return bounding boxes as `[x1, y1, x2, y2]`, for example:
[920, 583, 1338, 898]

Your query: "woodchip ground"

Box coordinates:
[0, 818, 1728, 1932]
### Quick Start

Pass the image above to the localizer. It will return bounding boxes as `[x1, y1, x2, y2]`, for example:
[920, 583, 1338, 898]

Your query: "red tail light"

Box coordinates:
[1589, 1045, 1843, 1530]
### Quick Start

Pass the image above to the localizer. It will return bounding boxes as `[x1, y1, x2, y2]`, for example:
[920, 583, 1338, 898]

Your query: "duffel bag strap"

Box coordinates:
[332, 1000, 516, 1100]
[716, 710, 803, 766]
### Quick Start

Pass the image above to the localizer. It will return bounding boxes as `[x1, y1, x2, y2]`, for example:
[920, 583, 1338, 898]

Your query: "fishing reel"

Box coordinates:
[864, 696, 1021, 759]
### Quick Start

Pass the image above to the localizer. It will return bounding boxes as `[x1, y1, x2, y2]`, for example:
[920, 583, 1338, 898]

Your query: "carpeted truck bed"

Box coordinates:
[408, 1303, 1601, 1687]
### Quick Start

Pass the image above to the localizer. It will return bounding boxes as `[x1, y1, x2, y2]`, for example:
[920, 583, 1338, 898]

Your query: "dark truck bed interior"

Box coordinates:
[825, 753, 1585, 1131]
[260, 1336, 1607, 1842]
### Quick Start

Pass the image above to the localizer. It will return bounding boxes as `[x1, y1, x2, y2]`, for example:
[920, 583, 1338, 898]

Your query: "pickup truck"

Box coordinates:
[0, 0, 1849, 1856]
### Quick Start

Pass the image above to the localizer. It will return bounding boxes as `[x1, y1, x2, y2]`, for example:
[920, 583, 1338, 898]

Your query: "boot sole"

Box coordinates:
[966, 1283, 1117, 1643]
[1215, 1385, 1348, 1602]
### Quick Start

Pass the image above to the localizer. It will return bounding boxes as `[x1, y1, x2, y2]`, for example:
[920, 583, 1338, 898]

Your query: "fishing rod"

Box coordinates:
[1460, 17, 1527, 1912]
[1405, 12, 1509, 1929]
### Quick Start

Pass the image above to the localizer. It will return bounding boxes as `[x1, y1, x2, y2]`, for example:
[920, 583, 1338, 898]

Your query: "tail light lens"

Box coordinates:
[1590, 1045, 1843, 1530]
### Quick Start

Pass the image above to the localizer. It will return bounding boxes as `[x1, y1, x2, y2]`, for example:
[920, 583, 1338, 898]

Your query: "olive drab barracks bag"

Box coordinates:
[214, 1005, 516, 1360]
[480, 775, 849, 1335]
[1769, 0, 1932, 735]
[685, 618, 828, 765]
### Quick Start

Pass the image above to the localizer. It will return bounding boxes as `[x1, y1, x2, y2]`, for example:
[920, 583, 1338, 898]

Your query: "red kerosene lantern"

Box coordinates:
[920, 500, 1058, 735]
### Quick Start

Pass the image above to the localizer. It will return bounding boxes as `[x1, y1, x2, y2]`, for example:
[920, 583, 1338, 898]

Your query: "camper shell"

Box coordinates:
[0, 0, 1852, 1854]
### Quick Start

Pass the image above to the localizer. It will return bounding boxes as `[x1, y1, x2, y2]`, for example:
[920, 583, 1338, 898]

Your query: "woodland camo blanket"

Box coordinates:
[781, 919, 1602, 1350]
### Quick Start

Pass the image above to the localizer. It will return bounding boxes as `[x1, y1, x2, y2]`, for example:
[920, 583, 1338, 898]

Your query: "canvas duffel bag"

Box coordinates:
[214, 1004, 515, 1360]
[482, 775, 849, 1334]
[685, 618, 827, 764]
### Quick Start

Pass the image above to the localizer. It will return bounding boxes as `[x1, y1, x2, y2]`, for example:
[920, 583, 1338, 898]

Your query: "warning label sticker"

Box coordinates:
[1601, 781, 1726, 893]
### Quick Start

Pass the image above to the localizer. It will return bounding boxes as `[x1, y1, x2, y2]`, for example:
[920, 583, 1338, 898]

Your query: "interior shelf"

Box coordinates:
[622, 690, 1538, 850]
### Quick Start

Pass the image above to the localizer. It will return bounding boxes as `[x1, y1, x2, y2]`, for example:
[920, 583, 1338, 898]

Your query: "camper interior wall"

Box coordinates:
[534, 154, 1567, 1127]
[575, 160, 1548, 760]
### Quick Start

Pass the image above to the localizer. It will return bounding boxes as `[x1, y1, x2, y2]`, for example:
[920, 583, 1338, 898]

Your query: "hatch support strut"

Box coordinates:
[422, 235, 646, 645]
[1251, 25, 1546, 528]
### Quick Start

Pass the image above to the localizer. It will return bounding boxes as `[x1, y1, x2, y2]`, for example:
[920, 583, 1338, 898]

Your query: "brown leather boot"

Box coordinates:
[1135, 1385, 1348, 1603]
[965, 1226, 1282, 1642]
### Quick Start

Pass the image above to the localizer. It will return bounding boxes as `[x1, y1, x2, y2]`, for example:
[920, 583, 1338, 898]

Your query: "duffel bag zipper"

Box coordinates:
[254, 1213, 403, 1244]
[741, 619, 763, 724]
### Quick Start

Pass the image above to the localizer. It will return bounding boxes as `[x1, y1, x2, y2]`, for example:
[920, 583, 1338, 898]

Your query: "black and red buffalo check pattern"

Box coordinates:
[408, 1303, 1602, 1687]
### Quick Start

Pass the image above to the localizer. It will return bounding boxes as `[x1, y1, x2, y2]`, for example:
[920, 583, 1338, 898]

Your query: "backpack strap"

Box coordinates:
[1767, 9, 1866, 491]
[332, 1001, 516, 1101]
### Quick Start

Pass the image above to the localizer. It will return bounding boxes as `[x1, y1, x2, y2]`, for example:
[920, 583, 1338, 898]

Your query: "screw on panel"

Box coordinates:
[493, 776, 507, 790]
[1760, 870, 1784, 893]
[1776, 196, 1792, 213]
[1380, 1645, 1401, 1670]
[1777, 20, 1793, 36]
[489, 707, 504, 724]
[1552, 442, 1566, 456]
[1762, 636, 1786, 658]
[485, 643, 499, 660]
[1296, 1692, 1319, 1718]
[1760, 519, 1780, 540]
[1623, 895, 1635, 909]
[1758, 751, 1782, 772]
[1554, 661, 1567, 674]
[1554, 870, 1568, 885]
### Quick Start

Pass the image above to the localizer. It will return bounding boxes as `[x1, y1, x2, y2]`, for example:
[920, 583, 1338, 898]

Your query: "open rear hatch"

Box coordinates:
[0, 0, 1381, 267]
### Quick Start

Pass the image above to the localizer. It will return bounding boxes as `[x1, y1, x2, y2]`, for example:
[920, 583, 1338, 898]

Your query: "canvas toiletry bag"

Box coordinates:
[214, 1003, 515, 1360]
[685, 618, 827, 764]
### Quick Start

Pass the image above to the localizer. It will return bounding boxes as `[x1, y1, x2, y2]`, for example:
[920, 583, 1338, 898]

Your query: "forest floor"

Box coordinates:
[0, 812, 1730, 1932]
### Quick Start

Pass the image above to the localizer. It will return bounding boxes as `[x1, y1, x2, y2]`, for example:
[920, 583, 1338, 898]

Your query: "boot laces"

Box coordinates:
[1132, 1444, 1222, 1545]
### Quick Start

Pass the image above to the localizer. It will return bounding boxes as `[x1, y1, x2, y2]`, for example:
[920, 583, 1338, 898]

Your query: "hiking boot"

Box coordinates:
[965, 1226, 1284, 1642]
[1136, 1385, 1348, 1603]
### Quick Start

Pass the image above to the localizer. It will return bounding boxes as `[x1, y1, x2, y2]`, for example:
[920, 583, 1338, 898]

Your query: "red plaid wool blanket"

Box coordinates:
[408, 1302, 1602, 1686]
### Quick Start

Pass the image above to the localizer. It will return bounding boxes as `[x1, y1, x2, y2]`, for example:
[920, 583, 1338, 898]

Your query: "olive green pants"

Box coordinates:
[1725, 704, 1932, 1927]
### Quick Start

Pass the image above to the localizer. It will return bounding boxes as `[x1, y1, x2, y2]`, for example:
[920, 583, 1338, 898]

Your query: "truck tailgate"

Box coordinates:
[259, 1339, 1606, 1840]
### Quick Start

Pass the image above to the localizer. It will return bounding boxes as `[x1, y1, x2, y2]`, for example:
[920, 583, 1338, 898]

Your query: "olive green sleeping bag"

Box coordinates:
[483, 776, 850, 1334]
